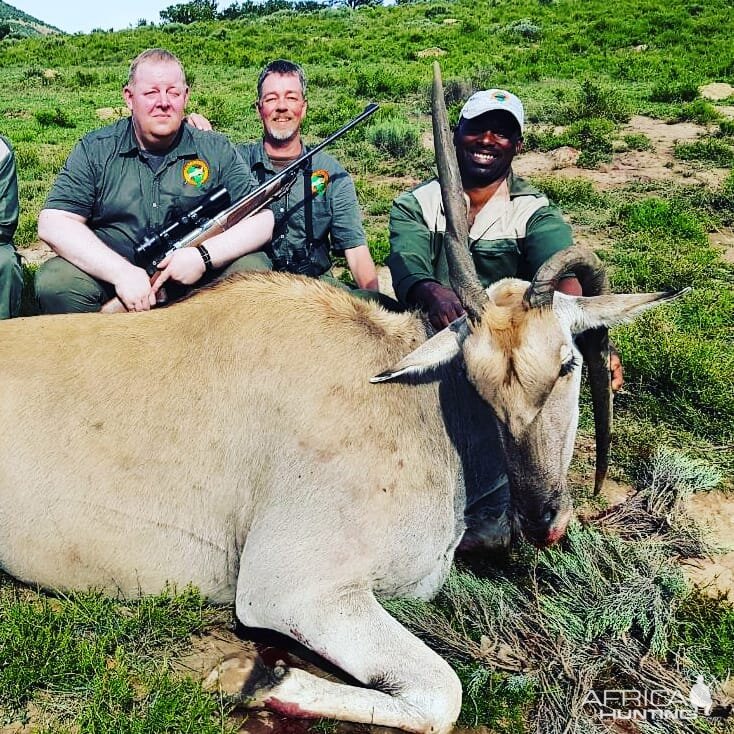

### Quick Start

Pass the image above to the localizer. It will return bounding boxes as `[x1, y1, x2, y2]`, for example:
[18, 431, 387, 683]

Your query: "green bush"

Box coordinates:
[649, 80, 699, 103]
[673, 99, 721, 124]
[622, 132, 652, 151]
[503, 18, 541, 40]
[34, 107, 75, 128]
[718, 119, 734, 137]
[674, 138, 734, 167]
[367, 118, 420, 157]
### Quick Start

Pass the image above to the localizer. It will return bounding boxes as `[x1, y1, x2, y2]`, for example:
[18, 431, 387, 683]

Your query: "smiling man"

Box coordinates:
[389, 88, 622, 551]
[236, 59, 380, 292]
[35, 48, 273, 314]
[388, 89, 583, 322]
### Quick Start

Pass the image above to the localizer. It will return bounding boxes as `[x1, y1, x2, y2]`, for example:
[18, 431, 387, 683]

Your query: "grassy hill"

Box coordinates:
[0, 1, 732, 731]
[0, 0, 61, 37]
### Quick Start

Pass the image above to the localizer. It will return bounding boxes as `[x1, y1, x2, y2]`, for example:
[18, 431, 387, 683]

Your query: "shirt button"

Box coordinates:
[280, 235, 285, 239]
[279, 208, 285, 213]
[152, 203, 157, 208]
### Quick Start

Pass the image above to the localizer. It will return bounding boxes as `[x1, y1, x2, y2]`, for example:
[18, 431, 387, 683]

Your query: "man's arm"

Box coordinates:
[38, 209, 157, 311]
[151, 209, 274, 292]
[344, 245, 378, 290]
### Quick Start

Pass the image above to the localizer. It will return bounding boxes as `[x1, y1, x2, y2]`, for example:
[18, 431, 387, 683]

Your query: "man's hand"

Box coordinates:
[184, 113, 213, 131]
[113, 265, 157, 312]
[610, 345, 624, 392]
[152, 247, 207, 294]
[410, 281, 465, 330]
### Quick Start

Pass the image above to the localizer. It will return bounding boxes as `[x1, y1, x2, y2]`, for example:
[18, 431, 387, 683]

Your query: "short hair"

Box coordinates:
[127, 48, 187, 87]
[256, 59, 307, 100]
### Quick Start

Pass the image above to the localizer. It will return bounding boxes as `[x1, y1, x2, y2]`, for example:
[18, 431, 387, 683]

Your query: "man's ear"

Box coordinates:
[515, 137, 524, 155]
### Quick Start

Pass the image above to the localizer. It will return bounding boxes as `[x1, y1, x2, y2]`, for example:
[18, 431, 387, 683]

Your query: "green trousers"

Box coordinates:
[36, 252, 401, 313]
[0, 244, 22, 319]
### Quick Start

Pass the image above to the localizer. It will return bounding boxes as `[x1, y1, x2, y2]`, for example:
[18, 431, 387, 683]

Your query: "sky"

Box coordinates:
[11, 0, 220, 33]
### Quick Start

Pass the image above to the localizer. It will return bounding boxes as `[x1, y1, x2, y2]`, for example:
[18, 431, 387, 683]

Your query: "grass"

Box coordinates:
[0, 579, 235, 732]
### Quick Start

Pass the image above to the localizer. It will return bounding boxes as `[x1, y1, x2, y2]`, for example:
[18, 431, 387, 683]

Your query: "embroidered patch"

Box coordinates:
[311, 169, 329, 196]
[491, 91, 508, 102]
[183, 159, 210, 187]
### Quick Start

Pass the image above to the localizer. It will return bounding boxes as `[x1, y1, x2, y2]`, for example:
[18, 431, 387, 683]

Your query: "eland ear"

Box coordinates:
[556, 288, 691, 334]
[371, 315, 470, 383]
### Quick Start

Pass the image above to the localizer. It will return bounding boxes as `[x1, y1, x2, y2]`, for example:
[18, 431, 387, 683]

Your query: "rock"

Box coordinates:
[96, 107, 129, 121]
[551, 146, 580, 169]
[699, 82, 734, 101]
[416, 47, 446, 58]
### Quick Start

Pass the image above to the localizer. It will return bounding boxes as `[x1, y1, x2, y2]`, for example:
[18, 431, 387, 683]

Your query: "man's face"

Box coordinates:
[124, 60, 189, 150]
[454, 110, 522, 187]
[257, 72, 307, 144]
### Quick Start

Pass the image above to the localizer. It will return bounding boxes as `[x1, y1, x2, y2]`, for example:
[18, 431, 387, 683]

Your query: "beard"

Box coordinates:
[264, 120, 300, 143]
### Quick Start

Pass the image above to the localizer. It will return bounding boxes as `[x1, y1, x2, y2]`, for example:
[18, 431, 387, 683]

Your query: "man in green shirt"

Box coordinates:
[36, 48, 273, 314]
[0, 135, 22, 320]
[389, 88, 622, 551]
[189, 59, 381, 294]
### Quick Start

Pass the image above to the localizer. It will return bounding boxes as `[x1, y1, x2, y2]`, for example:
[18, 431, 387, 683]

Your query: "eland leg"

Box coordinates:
[215, 584, 462, 734]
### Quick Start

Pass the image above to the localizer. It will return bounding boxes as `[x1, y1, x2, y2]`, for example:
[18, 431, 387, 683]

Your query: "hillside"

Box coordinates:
[0, 0, 61, 37]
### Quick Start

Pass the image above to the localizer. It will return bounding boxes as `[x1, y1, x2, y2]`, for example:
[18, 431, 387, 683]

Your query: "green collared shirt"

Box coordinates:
[0, 135, 18, 248]
[45, 118, 254, 263]
[238, 140, 365, 266]
[388, 172, 574, 306]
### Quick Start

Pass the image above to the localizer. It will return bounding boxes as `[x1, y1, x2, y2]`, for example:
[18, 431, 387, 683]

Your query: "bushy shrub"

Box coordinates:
[674, 138, 734, 167]
[673, 99, 721, 124]
[367, 118, 420, 157]
[622, 132, 652, 151]
[503, 18, 541, 40]
[649, 80, 699, 103]
[34, 107, 75, 128]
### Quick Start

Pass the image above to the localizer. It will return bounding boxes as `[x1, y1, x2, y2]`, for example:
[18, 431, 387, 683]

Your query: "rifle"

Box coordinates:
[101, 102, 380, 313]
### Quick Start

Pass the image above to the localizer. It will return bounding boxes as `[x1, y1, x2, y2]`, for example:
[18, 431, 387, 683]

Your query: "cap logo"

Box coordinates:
[492, 91, 508, 103]
[183, 159, 210, 187]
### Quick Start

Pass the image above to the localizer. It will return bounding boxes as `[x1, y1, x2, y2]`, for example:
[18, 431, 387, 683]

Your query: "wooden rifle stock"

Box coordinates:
[101, 102, 379, 313]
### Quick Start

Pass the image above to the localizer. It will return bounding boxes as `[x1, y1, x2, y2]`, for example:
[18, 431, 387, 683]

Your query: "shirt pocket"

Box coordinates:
[471, 240, 521, 284]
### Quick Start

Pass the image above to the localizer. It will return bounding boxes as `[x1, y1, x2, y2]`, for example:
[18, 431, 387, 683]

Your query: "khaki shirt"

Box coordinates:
[388, 172, 574, 306]
[45, 118, 253, 263]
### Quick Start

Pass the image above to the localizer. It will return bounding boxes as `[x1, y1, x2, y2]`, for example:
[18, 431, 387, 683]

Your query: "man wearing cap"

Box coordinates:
[389, 88, 622, 551]
[389, 87, 622, 385]
[0, 134, 22, 319]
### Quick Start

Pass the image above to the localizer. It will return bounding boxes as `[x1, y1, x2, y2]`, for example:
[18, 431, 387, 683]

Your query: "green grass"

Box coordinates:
[0, 579, 234, 731]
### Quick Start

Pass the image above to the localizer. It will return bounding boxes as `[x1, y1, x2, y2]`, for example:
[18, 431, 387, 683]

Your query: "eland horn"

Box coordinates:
[527, 245, 613, 495]
[431, 62, 488, 322]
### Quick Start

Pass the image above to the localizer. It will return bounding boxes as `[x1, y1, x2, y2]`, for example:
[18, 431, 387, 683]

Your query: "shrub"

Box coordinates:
[622, 132, 652, 151]
[673, 99, 721, 124]
[34, 107, 75, 128]
[367, 118, 420, 157]
[717, 119, 734, 137]
[503, 18, 541, 40]
[674, 138, 734, 167]
[565, 117, 615, 167]
[649, 80, 699, 103]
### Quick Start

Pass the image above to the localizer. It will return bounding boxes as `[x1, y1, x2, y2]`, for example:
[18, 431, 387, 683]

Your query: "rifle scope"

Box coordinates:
[134, 185, 231, 267]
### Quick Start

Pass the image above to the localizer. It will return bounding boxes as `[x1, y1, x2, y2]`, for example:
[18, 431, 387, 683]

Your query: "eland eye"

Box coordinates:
[559, 355, 578, 377]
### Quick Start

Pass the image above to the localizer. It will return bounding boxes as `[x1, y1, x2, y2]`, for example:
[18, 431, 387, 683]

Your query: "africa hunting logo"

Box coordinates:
[183, 159, 210, 187]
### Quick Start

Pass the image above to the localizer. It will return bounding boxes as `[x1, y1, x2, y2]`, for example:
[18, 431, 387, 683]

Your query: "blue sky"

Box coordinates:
[12, 0, 223, 33]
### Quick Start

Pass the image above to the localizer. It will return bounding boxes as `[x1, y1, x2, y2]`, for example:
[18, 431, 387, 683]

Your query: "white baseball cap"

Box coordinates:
[459, 89, 524, 132]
